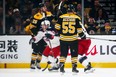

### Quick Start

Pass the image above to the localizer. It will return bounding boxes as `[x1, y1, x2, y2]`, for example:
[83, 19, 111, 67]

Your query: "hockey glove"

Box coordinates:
[45, 33, 53, 39]
[81, 35, 86, 39]
[79, 32, 86, 39]
[29, 37, 35, 44]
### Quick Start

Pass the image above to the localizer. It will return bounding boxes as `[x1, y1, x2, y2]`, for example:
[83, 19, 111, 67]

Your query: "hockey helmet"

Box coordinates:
[67, 4, 75, 12]
[41, 20, 50, 27]
[38, 3, 45, 8]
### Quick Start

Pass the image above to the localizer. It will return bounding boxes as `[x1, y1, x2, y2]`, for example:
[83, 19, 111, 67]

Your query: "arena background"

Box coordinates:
[0, 35, 116, 68]
[0, 0, 116, 68]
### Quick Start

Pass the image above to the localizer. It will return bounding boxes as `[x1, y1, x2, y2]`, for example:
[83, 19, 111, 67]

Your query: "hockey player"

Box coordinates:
[29, 20, 54, 69]
[54, 4, 86, 73]
[78, 39, 95, 73]
[25, 3, 53, 36]
[42, 36, 60, 71]
[42, 38, 95, 73]
[24, 3, 53, 69]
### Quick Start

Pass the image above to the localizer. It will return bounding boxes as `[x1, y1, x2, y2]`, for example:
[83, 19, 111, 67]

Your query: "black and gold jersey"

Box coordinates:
[25, 11, 53, 36]
[55, 13, 84, 41]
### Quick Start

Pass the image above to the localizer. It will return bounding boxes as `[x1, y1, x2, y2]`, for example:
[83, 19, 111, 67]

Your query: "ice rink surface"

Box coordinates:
[0, 68, 116, 77]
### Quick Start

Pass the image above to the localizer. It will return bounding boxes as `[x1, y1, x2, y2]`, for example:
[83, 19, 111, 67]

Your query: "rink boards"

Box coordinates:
[0, 35, 116, 68]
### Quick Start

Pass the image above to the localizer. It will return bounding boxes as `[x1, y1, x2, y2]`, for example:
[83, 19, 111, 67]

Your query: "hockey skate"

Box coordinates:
[36, 63, 41, 69]
[58, 63, 65, 73]
[84, 62, 95, 73]
[60, 65, 65, 73]
[48, 66, 59, 71]
[72, 68, 79, 73]
[48, 60, 59, 71]
[30, 60, 36, 69]
[72, 63, 79, 73]
[30, 64, 36, 69]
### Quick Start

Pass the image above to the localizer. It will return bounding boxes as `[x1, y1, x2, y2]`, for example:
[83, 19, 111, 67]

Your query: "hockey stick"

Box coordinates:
[56, 1, 63, 17]
[87, 37, 116, 42]
[42, 40, 52, 71]
[42, 37, 55, 71]
[42, 61, 51, 71]
[80, 22, 116, 42]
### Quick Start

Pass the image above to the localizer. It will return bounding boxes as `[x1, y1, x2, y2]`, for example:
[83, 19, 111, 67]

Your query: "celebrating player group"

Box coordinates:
[25, 2, 95, 74]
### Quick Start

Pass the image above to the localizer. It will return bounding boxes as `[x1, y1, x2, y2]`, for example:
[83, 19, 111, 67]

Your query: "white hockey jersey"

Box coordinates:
[34, 30, 60, 48]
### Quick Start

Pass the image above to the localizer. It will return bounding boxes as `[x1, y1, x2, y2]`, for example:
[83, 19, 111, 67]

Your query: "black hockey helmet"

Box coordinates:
[67, 4, 75, 12]
[38, 3, 45, 8]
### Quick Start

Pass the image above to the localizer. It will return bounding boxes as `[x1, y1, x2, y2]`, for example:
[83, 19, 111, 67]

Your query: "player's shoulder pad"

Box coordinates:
[34, 12, 43, 20]
[71, 14, 81, 20]
[59, 14, 81, 20]
[46, 11, 52, 17]
[59, 14, 69, 18]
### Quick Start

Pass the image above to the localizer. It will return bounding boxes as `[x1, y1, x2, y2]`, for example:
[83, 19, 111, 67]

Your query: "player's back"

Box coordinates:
[58, 13, 82, 41]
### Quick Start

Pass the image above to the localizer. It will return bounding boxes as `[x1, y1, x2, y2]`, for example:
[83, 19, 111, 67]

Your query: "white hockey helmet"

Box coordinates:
[41, 20, 50, 27]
